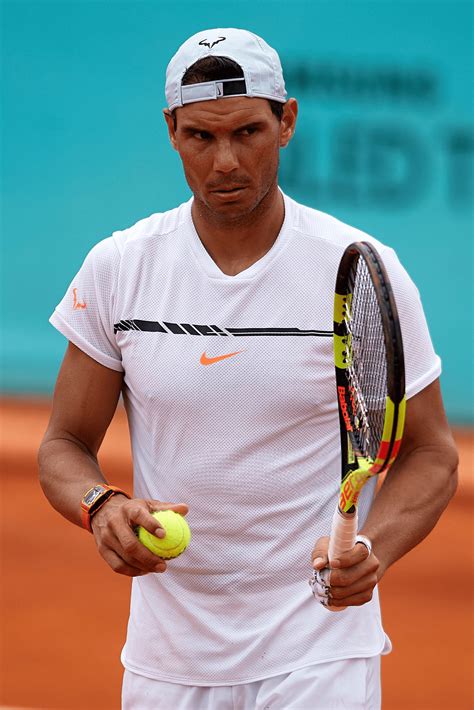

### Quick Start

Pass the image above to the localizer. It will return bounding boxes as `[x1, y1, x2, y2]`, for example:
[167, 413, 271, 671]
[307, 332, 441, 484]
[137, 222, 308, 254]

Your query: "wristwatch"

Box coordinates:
[80, 484, 129, 532]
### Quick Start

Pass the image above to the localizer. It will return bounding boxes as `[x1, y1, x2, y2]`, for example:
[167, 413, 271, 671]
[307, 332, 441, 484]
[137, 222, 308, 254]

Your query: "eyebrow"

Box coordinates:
[180, 121, 266, 135]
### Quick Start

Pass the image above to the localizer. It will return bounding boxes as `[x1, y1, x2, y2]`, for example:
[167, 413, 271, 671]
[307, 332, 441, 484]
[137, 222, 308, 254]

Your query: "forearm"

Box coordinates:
[38, 436, 108, 528]
[311, 381, 459, 608]
[360, 443, 458, 578]
[38, 344, 125, 528]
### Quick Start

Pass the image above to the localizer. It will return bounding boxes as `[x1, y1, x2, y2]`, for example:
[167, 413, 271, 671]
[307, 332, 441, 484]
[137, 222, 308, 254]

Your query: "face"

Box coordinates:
[164, 97, 297, 224]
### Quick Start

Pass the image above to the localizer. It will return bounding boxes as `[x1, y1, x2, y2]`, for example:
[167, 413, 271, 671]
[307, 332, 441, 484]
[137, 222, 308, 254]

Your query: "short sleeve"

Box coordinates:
[49, 237, 124, 371]
[380, 246, 441, 399]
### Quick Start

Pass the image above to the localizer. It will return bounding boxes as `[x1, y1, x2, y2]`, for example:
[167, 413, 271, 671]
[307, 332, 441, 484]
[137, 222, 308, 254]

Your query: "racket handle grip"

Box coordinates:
[328, 506, 358, 562]
[326, 506, 358, 612]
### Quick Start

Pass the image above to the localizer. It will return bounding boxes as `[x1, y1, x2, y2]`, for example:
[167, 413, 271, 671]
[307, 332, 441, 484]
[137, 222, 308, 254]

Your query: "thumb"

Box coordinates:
[312, 535, 330, 570]
[146, 500, 189, 516]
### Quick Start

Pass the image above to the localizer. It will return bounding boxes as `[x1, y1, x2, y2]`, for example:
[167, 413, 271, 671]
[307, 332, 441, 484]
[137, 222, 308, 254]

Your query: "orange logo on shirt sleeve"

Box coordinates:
[72, 288, 87, 310]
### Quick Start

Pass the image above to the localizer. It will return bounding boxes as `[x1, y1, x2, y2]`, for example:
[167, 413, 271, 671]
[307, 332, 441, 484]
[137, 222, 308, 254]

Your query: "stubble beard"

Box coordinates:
[188, 158, 280, 230]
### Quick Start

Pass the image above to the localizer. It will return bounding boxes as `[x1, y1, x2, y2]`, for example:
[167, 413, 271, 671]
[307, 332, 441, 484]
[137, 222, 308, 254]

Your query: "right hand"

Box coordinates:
[91, 496, 189, 577]
[310, 534, 379, 608]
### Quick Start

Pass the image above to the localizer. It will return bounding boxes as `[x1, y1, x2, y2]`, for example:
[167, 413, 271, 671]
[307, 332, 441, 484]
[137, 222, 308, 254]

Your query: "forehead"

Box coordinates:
[175, 97, 275, 129]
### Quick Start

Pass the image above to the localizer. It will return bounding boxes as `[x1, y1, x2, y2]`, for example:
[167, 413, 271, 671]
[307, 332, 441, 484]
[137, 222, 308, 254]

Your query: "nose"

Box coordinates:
[213, 139, 239, 173]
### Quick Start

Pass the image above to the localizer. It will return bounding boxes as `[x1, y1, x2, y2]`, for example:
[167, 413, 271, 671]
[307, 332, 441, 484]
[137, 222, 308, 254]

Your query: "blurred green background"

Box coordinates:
[1, 0, 473, 421]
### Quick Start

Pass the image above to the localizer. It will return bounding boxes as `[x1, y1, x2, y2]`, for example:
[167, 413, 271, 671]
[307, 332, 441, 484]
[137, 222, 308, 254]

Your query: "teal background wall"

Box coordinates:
[1, 0, 473, 422]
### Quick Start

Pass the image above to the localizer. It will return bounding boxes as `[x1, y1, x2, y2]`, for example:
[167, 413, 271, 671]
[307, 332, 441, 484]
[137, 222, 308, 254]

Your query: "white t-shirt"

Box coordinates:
[50, 192, 441, 686]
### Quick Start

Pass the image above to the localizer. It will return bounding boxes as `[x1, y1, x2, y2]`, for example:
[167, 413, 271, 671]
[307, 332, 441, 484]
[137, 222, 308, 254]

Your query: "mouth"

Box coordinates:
[210, 186, 247, 197]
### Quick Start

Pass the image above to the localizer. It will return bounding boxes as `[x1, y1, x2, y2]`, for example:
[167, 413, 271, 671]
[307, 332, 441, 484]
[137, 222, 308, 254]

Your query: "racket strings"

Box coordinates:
[344, 257, 387, 461]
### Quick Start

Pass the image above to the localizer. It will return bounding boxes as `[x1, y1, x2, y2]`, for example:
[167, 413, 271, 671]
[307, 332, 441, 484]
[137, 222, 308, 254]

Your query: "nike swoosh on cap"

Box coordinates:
[200, 351, 243, 365]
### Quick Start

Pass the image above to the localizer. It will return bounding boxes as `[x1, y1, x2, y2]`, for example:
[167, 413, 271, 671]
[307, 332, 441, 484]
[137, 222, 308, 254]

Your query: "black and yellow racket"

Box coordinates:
[311, 241, 406, 610]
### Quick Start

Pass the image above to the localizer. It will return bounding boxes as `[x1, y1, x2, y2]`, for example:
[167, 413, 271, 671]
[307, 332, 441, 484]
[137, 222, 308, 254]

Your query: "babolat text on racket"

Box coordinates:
[310, 241, 406, 611]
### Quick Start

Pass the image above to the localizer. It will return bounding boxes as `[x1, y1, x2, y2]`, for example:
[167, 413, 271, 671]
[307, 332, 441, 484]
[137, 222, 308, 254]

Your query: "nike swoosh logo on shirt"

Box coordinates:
[200, 351, 243, 366]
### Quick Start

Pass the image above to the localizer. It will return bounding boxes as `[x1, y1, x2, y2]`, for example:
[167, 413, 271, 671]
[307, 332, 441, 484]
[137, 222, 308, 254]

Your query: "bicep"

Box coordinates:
[399, 379, 456, 456]
[391, 378, 459, 499]
[43, 342, 124, 456]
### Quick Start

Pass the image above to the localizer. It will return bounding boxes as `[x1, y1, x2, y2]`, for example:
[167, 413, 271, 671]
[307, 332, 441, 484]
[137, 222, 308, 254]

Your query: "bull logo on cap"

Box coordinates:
[199, 37, 226, 49]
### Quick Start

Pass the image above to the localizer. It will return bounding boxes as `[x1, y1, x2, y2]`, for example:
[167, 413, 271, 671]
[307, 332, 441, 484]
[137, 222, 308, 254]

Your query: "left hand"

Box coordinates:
[311, 536, 380, 608]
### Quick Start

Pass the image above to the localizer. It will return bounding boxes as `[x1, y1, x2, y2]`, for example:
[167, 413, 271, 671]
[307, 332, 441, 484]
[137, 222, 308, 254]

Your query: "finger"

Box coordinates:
[100, 546, 166, 577]
[330, 542, 371, 569]
[309, 567, 331, 601]
[92, 501, 168, 572]
[127, 505, 167, 537]
[330, 555, 379, 588]
[329, 570, 379, 601]
[311, 536, 330, 570]
[140, 501, 190, 535]
[114, 524, 168, 571]
[312, 556, 328, 571]
[326, 587, 376, 608]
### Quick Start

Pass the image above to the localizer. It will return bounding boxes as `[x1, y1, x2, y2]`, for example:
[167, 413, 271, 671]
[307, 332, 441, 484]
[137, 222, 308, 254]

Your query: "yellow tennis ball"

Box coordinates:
[137, 510, 191, 559]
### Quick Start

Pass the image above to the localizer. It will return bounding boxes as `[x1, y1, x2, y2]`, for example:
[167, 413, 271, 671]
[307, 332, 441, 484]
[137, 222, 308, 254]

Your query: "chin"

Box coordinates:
[210, 205, 252, 222]
[201, 192, 253, 216]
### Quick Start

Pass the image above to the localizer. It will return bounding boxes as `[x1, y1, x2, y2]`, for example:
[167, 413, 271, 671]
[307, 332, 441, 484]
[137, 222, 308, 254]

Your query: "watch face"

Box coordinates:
[84, 485, 106, 506]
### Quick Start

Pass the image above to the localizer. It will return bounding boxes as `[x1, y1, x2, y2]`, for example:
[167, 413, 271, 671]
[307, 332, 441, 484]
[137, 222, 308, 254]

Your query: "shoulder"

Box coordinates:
[78, 199, 193, 277]
[283, 192, 389, 254]
[110, 199, 192, 255]
[84, 199, 193, 267]
[283, 193, 414, 295]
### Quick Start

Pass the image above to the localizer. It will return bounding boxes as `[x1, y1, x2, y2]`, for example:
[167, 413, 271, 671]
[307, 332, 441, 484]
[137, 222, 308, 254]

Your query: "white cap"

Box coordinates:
[165, 28, 287, 111]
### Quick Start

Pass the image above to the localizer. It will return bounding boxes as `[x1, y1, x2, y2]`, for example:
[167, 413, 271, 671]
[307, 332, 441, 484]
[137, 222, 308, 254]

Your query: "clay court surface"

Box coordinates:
[1, 399, 472, 709]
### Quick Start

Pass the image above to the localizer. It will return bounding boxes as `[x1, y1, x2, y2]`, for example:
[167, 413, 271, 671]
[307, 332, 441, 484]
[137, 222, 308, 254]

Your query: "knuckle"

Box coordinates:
[96, 537, 114, 556]
[112, 559, 141, 577]
[332, 570, 347, 586]
[313, 536, 329, 549]
[140, 498, 158, 511]
[110, 558, 126, 573]
[116, 567, 134, 577]
[142, 557, 160, 571]
[147, 499, 165, 508]
[144, 555, 164, 572]
[359, 590, 373, 604]
[97, 542, 108, 557]
[370, 557, 380, 572]
[122, 538, 138, 554]
[125, 503, 142, 519]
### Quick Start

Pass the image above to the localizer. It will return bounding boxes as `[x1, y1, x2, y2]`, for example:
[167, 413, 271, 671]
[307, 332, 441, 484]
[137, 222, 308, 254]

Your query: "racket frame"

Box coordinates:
[326, 241, 406, 609]
[334, 242, 406, 512]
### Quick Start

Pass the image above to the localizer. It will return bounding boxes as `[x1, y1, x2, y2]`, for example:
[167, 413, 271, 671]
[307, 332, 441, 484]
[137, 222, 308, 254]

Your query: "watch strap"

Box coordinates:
[81, 484, 130, 532]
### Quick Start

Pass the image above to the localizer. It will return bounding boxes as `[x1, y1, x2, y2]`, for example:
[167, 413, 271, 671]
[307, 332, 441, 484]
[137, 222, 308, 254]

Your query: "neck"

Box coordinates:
[191, 184, 285, 276]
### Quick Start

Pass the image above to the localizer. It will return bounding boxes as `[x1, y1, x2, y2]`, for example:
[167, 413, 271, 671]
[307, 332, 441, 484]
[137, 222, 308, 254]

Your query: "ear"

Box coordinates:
[163, 109, 178, 151]
[279, 98, 298, 148]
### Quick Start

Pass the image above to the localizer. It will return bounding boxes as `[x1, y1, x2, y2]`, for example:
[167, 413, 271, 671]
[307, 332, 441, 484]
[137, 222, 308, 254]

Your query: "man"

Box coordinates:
[39, 28, 457, 709]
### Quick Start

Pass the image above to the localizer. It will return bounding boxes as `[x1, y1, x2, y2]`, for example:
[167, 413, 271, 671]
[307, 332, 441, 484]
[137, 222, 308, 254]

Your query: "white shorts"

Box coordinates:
[122, 656, 381, 709]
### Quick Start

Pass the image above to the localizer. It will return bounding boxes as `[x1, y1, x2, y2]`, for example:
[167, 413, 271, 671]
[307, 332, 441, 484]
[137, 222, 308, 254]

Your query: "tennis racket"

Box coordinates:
[311, 241, 406, 611]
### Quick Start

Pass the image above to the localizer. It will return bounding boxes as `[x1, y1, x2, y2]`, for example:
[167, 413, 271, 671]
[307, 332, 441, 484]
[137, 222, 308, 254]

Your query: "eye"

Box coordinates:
[193, 130, 212, 141]
[238, 126, 257, 136]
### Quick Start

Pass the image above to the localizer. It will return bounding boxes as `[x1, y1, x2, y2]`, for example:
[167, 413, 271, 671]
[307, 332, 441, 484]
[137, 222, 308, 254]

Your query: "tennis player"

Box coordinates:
[39, 28, 458, 709]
